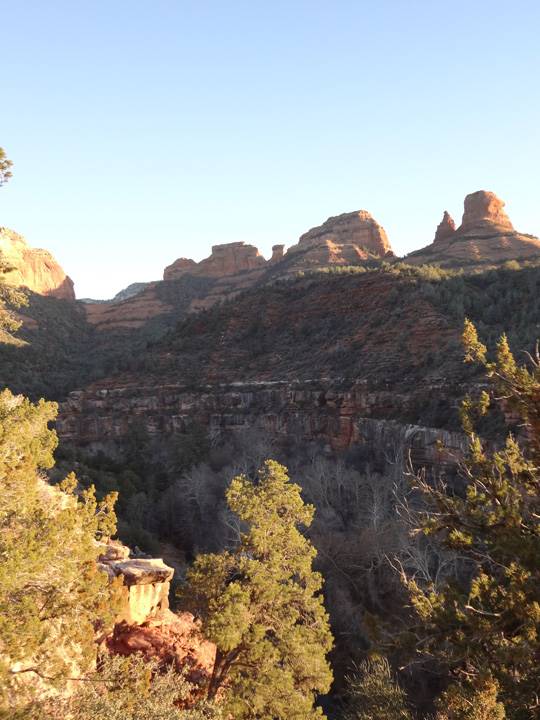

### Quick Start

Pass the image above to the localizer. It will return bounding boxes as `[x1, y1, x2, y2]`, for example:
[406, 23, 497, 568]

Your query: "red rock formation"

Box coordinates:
[270, 244, 285, 262]
[164, 242, 266, 280]
[106, 611, 216, 693]
[295, 210, 393, 257]
[434, 211, 456, 243]
[0, 227, 75, 299]
[408, 190, 540, 266]
[163, 257, 197, 280]
[458, 190, 514, 233]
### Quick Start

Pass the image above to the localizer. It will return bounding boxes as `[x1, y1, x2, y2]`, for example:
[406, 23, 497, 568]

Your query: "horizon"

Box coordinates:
[2, 0, 539, 298]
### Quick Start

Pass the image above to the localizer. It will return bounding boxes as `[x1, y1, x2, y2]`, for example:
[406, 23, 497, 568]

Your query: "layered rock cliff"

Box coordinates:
[408, 190, 540, 266]
[0, 227, 75, 299]
[164, 241, 266, 280]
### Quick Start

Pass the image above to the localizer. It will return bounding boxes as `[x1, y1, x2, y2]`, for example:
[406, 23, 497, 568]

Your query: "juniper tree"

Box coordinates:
[0, 389, 118, 713]
[181, 460, 334, 720]
[0, 147, 12, 186]
[399, 321, 540, 719]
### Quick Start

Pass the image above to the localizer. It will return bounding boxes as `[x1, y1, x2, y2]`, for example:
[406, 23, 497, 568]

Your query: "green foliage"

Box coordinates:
[343, 658, 411, 720]
[181, 460, 334, 719]
[0, 389, 119, 712]
[401, 324, 540, 718]
[30, 653, 222, 720]
[0, 253, 27, 338]
[0, 147, 12, 186]
[435, 675, 506, 720]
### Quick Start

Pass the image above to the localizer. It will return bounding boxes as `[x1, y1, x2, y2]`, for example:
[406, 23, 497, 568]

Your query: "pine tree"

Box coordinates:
[400, 321, 540, 718]
[181, 459, 334, 719]
[0, 147, 12, 186]
[343, 658, 412, 720]
[0, 389, 118, 713]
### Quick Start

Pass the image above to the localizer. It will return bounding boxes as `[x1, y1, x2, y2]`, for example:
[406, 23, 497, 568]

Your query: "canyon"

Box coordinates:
[3, 189, 539, 469]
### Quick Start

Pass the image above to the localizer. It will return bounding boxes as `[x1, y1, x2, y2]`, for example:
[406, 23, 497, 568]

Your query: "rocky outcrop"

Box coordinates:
[458, 190, 514, 233]
[408, 190, 540, 267]
[0, 227, 75, 299]
[106, 611, 216, 691]
[164, 242, 266, 280]
[98, 540, 174, 625]
[292, 210, 392, 258]
[434, 211, 456, 243]
[98, 539, 216, 694]
[270, 244, 285, 262]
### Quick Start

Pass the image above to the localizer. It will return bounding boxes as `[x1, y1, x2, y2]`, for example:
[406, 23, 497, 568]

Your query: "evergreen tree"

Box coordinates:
[343, 658, 411, 720]
[0, 254, 27, 336]
[31, 653, 223, 720]
[400, 321, 540, 718]
[0, 389, 118, 713]
[181, 459, 334, 719]
[0, 147, 12, 186]
[435, 674, 506, 720]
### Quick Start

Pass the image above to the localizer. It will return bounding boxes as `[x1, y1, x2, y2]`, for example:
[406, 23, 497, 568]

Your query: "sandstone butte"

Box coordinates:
[0, 226, 75, 300]
[407, 190, 540, 266]
[83, 209, 394, 329]
[5, 191, 540, 328]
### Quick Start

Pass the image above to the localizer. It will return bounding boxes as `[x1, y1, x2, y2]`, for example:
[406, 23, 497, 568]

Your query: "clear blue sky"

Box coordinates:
[1, 0, 539, 299]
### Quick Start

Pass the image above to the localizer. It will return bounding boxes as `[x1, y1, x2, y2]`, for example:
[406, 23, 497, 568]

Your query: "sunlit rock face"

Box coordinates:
[0, 227, 75, 299]
[408, 190, 540, 266]
[294, 209, 393, 257]
[433, 211, 456, 243]
[458, 190, 514, 233]
[164, 241, 266, 280]
[98, 542, 174, 625]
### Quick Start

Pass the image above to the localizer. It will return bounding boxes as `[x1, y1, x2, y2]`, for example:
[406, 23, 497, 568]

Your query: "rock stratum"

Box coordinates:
[408, 190, 540, 266]
[0, 227, 75, 299]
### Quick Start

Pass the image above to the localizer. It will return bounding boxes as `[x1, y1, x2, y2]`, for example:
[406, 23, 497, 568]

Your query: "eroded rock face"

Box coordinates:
[0, 227, 75, 299]
[408, 190, 540, 266]
[164, 242, 266, 280]
[98, 542, 174, 625]
[270, 244, 285, 262]
[434, 211, 456, 243]
[295, 210, 392, 257]
[458, 190, 514, 233]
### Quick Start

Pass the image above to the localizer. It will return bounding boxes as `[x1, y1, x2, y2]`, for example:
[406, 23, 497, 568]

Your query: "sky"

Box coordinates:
[1, 0, 539, 299]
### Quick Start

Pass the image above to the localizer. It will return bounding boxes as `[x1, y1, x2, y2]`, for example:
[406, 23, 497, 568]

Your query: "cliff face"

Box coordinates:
[408, 190, 540, 266]
[84, 208, 393, 330]
[58, 378, 467, 470]
[0, 227, 75, 299]
[164, 241, 266, 280]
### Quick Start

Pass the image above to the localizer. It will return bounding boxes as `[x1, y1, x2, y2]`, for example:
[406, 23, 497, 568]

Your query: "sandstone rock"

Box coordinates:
[0, 227, 75, 299]
[434, 211, 456, 243]
[163, 257, 197, 281]
[270, 244, 285, 262]
[407, 190, 540, 267]
[106, 610, 216, 690]
[458, 190, 514, 233]
[164, 242, 266, 281]
[99, 552, 174, 625]
[295, 210, 392, 257]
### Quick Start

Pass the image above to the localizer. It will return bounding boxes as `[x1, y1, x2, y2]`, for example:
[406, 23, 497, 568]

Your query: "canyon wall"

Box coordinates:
[0, 227, 75, 299]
